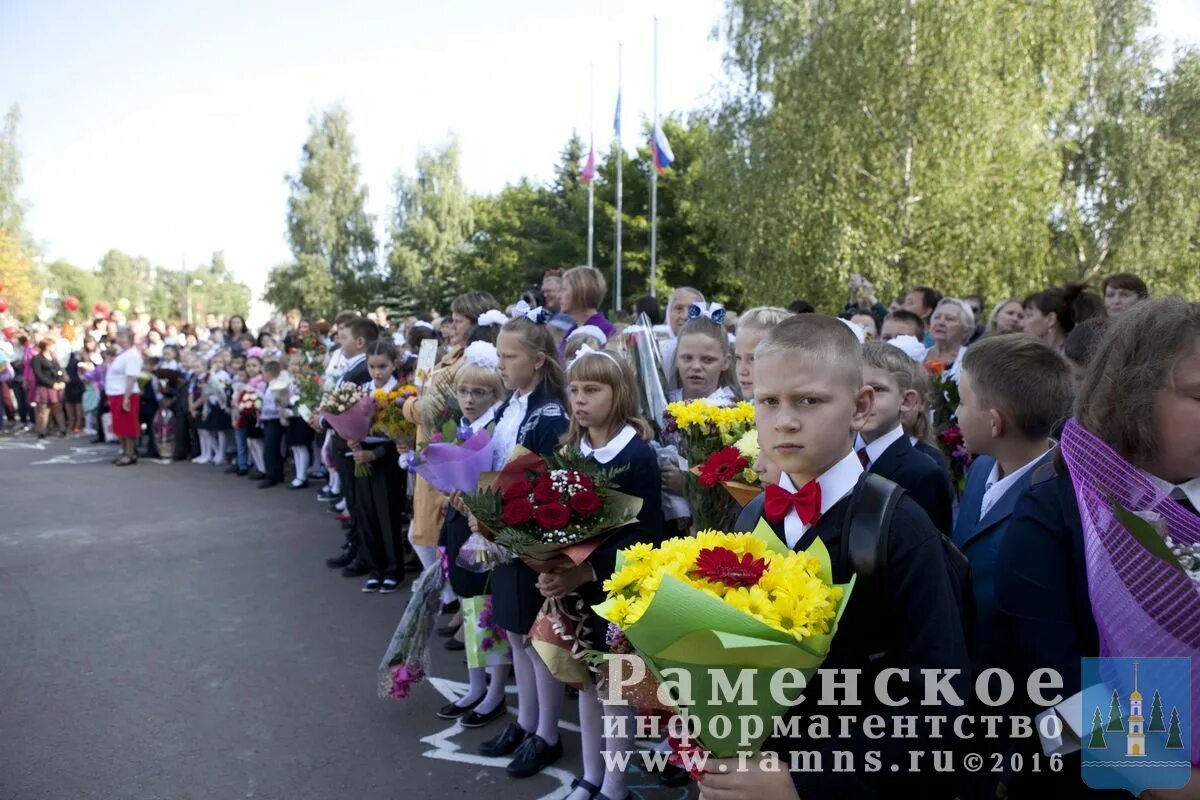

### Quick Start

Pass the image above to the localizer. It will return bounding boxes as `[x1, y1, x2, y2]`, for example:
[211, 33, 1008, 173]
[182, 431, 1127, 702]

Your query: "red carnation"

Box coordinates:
[569, 489, 602, 516]
[532, 475, 559, 504]
[502, 480, 532, 502]
[692, 546, 768, 588]
[940, 424, 964, 450]
[698, 446, 749, 488]
[534, 503, 571, 530]
[502, 497, 535, 526]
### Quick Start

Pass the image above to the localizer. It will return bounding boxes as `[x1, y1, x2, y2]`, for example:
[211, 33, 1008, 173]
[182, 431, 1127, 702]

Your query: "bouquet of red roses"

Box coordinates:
[233, 388, 262, 430]
[462, 450, 644, 573]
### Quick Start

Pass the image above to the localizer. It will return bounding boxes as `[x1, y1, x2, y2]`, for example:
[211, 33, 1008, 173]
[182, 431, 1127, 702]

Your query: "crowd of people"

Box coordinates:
[0, 265, 1195, 799]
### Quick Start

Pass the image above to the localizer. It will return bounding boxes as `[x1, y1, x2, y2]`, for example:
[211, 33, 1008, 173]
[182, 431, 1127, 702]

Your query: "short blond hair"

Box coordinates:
[756, 314, 863, 389]
[736, 306, 792, 335]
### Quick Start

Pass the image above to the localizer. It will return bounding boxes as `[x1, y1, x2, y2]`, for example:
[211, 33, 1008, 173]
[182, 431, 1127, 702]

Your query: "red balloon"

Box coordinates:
[2, 326, 14, 340]
[93, 301, 110, 315]
[65, 296, 80, 312]
[0, 297, 8, 314]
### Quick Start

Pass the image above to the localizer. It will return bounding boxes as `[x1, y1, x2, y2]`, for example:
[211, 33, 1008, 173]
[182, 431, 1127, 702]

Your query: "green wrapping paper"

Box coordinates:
[461, 595, 512, 669]
[593, 520, 855, 757]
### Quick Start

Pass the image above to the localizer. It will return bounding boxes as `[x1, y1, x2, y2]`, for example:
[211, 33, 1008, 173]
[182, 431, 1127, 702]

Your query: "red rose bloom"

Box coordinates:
[534, 503, 571, 530]
[531, 476, 559, 505]
[573, 473, 594, 492]
[568, 489, 602, 516]
[502, 480, 532, 502]
[502, 497, 535, 526]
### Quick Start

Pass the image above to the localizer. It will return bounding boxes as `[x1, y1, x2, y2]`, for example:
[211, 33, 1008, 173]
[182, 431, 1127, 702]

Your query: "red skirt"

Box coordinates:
[108, 394, 141, 438]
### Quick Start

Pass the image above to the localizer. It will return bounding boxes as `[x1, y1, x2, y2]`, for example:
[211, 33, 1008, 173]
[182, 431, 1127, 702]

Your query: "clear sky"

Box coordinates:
[3, 0, 1198, 315]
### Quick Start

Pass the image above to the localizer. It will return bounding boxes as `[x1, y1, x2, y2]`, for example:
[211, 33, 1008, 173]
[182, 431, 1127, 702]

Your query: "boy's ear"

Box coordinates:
[988, 408, 1005, 440]
[899, 388, 920, 415]
[850, 384, 875, 432]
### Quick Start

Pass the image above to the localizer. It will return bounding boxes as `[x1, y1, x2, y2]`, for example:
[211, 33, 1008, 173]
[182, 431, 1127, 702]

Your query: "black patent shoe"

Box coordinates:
[436, 697, 479, 720]
[460, 702, 507, 729]
[479, 722, 529, 758]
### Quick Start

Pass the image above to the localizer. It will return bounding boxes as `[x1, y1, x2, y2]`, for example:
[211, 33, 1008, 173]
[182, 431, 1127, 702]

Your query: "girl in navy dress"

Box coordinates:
[543, 345, 665, 800]
[475, 311, 570, 777]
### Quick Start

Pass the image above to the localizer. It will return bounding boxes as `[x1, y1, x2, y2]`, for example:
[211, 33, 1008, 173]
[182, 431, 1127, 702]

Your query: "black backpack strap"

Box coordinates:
[733, 492, 767, 532]
[840, 473, 905, 662]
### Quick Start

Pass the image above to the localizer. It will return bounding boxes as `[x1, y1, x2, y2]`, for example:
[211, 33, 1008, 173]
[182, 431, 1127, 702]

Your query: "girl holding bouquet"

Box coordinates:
[546, 346, 666, 800]
[195, 352, 233, 465]
[243, 355, 267, 478]
[435, 342, 509, 725]
[279, 368, 315, 490]
[476, 312, 570, 777]
[350, 340, 408, 593]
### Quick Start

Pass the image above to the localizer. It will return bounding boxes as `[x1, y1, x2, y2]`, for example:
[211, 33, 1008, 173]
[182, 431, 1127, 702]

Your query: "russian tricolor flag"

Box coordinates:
[652, 123, 674, 175]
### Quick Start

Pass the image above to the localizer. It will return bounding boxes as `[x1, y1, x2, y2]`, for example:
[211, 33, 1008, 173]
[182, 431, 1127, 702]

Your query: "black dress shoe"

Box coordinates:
[247, 469, 264, 480]
[436, 623, 458, 637]
[436, 697, 479, 720]
[224, 464, 240, 474]
[288, 480, 309, 490]
[460, 702, 507, 729]
[236, 469, 249, 476]
[340, 560, 370, 578]
[441, 600, 461, 615]
[506, 734, 563, 778]
[257, 479, 279, 489]
[444, 638, 465, 651]
[325, 549, 355, 569]
[479, 722, 529, 758]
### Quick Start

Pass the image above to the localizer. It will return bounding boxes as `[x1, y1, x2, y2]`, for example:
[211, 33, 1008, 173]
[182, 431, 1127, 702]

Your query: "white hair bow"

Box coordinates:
[476, 309, 509, 328]
[511, 300, 550, 325]
[838, 317, 866, 343]
[566, 324, 608, 346]
[567, 342, 622, 371]
[886, 334, 927, 363]
[687, 302, 727, 325]
[464, 341, 500, 369]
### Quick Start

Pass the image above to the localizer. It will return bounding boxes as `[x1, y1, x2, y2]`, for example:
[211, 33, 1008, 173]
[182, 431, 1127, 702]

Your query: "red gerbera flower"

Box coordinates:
[697, 446, 749, 488]
[691, 546, 767, 588]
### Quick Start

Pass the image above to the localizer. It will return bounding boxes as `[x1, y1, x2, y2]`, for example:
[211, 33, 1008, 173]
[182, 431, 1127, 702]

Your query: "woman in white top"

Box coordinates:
[105, 328, 144, 466]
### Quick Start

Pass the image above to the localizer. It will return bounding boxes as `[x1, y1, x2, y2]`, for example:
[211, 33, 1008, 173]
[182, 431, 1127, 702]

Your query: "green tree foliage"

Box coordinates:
[1107, 689, 1125, 731]
[97, 249, 146, 308]
[1165, 707, 1183, 749]
[159, 251, 251, 322]
[0, 104, 26, 242]
[281, 105, 378, 317]
[46, 259, 103, 316]
[1148, 689, 1166, 732]
[385, 138, 475, 315]
[1088, 707, 1107, 749]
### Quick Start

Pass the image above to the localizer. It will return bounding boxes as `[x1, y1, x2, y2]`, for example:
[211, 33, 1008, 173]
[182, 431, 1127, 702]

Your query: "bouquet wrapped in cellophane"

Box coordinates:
[370, 383, 419, 443]
[320, 384, 374, 476]
[233, 388, 262, 430]
[663, 399, 757, 530]
[695, 429, 763, 507]
[593, 521, 854, 761]
[461, 450, 643, 573]
[377, 561, 445, 701]
[622, 313, 670, 435]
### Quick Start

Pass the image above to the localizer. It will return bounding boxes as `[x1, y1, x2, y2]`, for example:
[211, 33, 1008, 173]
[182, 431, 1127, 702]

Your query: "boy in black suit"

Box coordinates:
[705, 314, 970, 800]
[855, 342, 953, 534]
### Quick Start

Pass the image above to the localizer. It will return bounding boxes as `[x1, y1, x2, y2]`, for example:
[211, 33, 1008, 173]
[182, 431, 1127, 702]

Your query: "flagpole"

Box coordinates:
[614, 43, 623, 312]
[587, 63, 595, 269]
[649, 17, 658, 299]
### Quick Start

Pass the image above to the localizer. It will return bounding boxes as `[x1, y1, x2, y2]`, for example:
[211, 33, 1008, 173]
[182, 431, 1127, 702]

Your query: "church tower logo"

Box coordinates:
[1082, 657, 1191, 793]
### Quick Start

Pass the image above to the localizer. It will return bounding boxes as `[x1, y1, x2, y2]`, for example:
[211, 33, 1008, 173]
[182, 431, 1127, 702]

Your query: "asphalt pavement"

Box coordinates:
[0, 433, 696, 800]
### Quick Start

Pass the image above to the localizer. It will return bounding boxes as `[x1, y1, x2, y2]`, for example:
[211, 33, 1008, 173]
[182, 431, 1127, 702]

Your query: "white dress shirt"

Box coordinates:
[667, 385, 738, 404]
[1151, 476, 1200, 512]
[777, 449, 864, 549]
[979, 451, 1049, 520]
[105, 347, 144, 396]
[854, 424, 905, 470]
[335, 354, 365, 387]
[464, 403, 502, 437]
[579, 424, 637, 465]
[491, 390, 530, 469]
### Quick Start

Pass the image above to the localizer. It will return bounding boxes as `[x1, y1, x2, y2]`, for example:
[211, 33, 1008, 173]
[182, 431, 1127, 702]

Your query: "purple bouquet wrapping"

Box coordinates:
[1060, 418, 1199, 767]
[410, 430, 494, 494]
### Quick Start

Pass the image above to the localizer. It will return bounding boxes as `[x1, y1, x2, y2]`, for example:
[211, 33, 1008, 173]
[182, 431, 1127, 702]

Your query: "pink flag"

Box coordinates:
[581, 139, 596, 184]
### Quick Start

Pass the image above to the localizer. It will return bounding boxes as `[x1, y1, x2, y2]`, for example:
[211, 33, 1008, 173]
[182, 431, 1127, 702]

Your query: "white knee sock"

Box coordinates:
[600, 703, 635, 799]
[566, 686, 604, 800]
[506, 631, 538, 734]
[475, 664, 510, 715]
[198, 430, 215, 461]
[413, 543, 439, 571]
[528, 646, 565, 746]
[292, 446, 309, 484]
[214, 431, 229, 463]
[457, 666, 488, 708]
[329, 469, 341, 495]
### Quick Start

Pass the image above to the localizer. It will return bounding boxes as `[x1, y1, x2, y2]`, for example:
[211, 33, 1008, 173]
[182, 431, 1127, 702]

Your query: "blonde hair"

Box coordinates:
[563, 333, 605, 363]
[736, 306, 792, 335]
[861, 342, 916, 392]
[500, 317, 567, 404]
[756, 314, 863, 390]
[454, 361, 504, 400]
[564, 350, 653, 445]
[671, 316, 741, 399]
[562, 266, 607, 311]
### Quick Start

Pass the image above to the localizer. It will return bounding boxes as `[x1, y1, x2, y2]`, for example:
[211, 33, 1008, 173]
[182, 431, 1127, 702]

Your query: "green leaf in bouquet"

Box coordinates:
[440, 418, 459, 442]
[1110, 497, 1188, 575]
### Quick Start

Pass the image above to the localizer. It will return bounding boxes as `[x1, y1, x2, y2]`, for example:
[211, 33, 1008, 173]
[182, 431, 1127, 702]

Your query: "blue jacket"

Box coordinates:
[868, 435, 954, 535]
[953, 450, 1055, 668]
